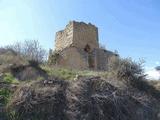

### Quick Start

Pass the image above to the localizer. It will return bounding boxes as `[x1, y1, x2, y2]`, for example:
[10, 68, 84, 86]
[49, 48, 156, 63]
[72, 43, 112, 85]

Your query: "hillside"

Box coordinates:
[0, 48, 160, 120]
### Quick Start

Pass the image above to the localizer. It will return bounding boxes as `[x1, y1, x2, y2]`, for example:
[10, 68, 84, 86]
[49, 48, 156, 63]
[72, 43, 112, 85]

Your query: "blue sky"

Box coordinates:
[0, 0, 160, 74]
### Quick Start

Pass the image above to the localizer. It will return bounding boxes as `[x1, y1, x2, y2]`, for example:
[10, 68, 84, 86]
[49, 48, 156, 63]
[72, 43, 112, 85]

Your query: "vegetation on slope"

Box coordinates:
[0, 42, 160, 120]
[6, 76, 158, 120]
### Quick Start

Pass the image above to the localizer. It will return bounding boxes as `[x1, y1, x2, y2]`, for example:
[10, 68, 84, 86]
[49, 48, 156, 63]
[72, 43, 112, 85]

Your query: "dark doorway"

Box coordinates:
[84, 44, 95, 69]
[88, 54, 95, 69]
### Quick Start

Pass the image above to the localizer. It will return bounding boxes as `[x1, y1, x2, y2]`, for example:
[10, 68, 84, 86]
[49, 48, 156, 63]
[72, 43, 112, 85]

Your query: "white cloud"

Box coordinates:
[155, 61, 160, 65]
[146, 69, 160, 80]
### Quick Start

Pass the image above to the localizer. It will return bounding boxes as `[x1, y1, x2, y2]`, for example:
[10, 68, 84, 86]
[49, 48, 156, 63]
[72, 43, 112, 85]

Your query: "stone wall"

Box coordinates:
[95, 49, 107, 70]
[55, 22, 74, 51]
[73, 21, 99, 51]
[96, 49, 118, 70]
[57, 47, 88, 70]
[52, 21, 117, 70]
[55, 21, 99, 52]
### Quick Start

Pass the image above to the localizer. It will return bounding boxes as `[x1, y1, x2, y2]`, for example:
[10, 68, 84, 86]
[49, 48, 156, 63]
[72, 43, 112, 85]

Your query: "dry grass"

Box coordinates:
[0, 49, 160, 120]
[0, 48, 28, 66]
[6, 76, 159, 120]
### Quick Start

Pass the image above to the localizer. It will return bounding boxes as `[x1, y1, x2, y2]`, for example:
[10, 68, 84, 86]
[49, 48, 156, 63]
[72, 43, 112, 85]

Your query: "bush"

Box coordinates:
[107, 57, 160, 100]
[106, 56, 140, 88]
[5, 40, 47, 63]
[0, 48, 27, 66]
[108, 56, 145, 82]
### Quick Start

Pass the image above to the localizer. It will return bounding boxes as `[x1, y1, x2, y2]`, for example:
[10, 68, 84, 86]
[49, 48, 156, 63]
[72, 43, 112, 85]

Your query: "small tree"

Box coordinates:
[5, 40, 46, 63]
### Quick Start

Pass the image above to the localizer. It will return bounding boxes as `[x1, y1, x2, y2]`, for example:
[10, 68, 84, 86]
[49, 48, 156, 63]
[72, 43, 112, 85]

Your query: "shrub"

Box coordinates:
[5, 40, 47, 63]
[0, 49, 27, 66]
[107, 57, 160, 99]
[108, 56, 145, 82]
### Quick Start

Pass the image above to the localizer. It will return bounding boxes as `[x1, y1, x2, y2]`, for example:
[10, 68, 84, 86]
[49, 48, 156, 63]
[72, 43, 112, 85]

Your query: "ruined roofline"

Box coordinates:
[70, 20, 98, 29]
[55, 30, 64, 35]
[55, 20, 98, 42]
[55, 20, 99, 52]
[56, 20, 98, 32]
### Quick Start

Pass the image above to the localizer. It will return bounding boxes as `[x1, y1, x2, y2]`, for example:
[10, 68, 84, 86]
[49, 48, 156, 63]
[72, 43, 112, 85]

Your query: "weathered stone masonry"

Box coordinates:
[55, 21, 99, 51]
[49, 21, 117, 70]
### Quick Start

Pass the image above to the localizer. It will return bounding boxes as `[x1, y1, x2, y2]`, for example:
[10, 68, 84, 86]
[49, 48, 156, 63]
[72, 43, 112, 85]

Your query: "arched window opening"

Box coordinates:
[84, 44, 91, 53]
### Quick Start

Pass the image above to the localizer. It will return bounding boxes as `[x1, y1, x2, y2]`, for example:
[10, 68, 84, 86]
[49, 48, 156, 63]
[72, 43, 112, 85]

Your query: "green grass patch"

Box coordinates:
[3, 73, 19, 84]
[42, 66, 77, 80]
[41, 66, 107, 80]
[0, 88, 11, 105]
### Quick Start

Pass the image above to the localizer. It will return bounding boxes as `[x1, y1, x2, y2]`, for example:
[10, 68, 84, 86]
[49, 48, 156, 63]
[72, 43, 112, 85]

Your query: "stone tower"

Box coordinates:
[50, 21, 117, 70]
[55, 21, 99, 52]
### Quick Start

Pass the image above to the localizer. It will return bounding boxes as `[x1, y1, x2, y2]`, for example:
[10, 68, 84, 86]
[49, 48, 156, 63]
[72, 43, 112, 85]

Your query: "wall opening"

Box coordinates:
[84, 44, 95, 69]
[88, 54, 95, 69]
[84, 44, 91, 53]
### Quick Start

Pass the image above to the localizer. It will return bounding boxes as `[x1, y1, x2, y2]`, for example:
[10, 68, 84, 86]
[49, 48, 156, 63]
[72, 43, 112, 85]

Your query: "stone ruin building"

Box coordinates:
[48, 21, 118, 70]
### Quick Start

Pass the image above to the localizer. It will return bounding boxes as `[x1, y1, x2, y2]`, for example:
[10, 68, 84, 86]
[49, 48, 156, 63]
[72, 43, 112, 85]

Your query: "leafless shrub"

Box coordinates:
[0, 48, 28, 68]
[108, 56, 145, 82]
[107, 56, 160, 100]
[5, 40, 47, 63]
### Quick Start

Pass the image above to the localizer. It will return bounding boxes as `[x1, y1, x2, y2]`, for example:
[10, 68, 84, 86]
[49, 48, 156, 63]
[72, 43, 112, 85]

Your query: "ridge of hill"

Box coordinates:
[0, 48, 160, 120]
